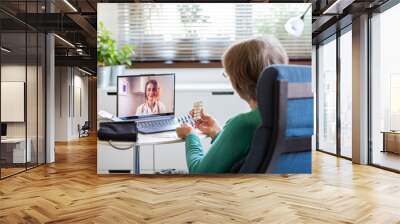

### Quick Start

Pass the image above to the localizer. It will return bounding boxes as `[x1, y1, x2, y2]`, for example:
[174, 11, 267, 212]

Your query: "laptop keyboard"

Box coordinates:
[136, 118, 179, 134]
[136, 115, 195, 134]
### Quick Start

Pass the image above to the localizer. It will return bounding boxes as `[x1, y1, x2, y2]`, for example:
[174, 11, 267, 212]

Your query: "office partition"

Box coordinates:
[0, 1, 47, 179]
[339, 27, 352, 159]
[315, 23, 353, 160]
[317, 36, 337, 155]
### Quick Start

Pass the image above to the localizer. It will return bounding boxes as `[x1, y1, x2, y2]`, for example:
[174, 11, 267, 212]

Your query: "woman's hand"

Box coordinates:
[191, 110, 221, 139]
[176, 123, 194, 139]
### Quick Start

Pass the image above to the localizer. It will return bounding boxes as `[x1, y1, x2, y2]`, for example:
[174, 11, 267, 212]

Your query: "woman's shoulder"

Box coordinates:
[225, 108, 261, 129]
[158, 101, 166, 109]
[136, 103, 145, 113]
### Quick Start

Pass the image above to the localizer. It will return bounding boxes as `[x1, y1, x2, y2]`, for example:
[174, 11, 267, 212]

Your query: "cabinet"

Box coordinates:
[0, 138, 32, 164]
[97, 141, 134, 174]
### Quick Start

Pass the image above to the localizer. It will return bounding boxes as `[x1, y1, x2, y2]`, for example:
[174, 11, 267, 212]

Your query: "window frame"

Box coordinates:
[115, 3, 312, 66]
[314, 22, 353, 161]
[368, 0, 400, 173]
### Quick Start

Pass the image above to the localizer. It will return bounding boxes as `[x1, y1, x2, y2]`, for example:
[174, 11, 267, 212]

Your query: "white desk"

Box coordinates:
[1, 138, 31, 163]
[97, 131, 205, 174]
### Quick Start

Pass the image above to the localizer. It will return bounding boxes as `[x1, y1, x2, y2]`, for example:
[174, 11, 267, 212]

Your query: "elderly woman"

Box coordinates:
[136, 79, 167, 115]
[176, 37, 288, 173]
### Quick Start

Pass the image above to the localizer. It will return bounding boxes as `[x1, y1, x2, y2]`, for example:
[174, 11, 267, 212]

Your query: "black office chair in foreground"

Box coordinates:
[234, 65, 313, 173]
[79, 121, 90, 138]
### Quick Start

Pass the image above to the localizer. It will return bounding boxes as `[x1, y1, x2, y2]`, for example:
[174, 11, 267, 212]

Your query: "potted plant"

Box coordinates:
[97, 21, 117, 89]
[97, 22, 135, 88]
[109, 44, 134, 87]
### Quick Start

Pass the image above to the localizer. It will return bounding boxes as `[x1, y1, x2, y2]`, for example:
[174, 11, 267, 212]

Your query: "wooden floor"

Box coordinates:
[373, 150, 400, 171]
[0, 167, 26, 178]
[1, 136, 400, 223]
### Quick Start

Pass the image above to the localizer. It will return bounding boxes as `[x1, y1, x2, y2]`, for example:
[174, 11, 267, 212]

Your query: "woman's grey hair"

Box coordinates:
[222, 36, 288, 101]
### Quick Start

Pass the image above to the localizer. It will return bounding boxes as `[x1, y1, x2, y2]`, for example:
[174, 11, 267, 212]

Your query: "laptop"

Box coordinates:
[117, 73, 180, 134]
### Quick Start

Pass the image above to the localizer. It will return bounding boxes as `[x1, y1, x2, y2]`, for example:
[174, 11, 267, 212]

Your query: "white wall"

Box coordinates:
[1, 64, 46, 164]
[1, 65, 30, 137]
[97, 4, 119, 41]
[55, 67, 69, 141]
[55, 67, 89, 141]
[71, 74, 89, 138]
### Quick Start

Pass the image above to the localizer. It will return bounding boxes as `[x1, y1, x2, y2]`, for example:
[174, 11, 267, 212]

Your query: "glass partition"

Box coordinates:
[1, 31, 28, 177]
[317, 36, 337, 155]
[0, 1, 46, 179]
[339, 29, 352, 158]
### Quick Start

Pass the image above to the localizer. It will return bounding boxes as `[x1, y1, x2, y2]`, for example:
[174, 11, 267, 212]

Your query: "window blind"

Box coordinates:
[117, 3, 311, 62]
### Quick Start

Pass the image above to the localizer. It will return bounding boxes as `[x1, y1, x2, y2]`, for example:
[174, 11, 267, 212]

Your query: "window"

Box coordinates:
[115, 3, 311, 62]
[371, 3, 400, 171]
[317, 37, 337, 155]
[339, 28, 352, 158]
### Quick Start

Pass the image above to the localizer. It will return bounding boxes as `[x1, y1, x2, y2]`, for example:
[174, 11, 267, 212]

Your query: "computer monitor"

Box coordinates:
[117, 74, 175, 119]
[1, 123, 7, 137]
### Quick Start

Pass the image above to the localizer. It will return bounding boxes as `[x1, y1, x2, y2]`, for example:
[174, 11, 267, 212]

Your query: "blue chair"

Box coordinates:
[234, 65, 313, 173]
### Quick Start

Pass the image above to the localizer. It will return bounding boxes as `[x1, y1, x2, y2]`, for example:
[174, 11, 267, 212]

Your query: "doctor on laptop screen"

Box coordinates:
[117, 74, 175, 118]
[136, 79, 166, 115]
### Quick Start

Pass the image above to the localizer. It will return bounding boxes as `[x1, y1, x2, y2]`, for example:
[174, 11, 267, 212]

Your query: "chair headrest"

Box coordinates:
[256, 64, 312, 128]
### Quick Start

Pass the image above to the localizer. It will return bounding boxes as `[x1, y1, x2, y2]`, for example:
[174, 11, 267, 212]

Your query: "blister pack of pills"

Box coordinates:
[192, 101, 203, 121]
[177, 114, 195, 126]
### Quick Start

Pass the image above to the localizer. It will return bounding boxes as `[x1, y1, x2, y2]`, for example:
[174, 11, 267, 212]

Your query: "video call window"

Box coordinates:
[117, 74, 175, 117]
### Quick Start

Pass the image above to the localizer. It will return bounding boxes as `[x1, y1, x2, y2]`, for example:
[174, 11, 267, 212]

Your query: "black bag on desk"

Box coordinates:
[97, 121, 138, 142]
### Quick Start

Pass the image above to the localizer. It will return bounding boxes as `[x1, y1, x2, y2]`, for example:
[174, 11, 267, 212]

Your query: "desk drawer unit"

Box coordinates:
[0, 139, 32, 164]
[97, 141, 135, 174]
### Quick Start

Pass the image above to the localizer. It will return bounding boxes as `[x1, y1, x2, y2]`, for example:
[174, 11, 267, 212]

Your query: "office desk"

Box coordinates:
[1, 138, 31, 164]
[382, 131, 400, 154]
[98, 131, 205, 174]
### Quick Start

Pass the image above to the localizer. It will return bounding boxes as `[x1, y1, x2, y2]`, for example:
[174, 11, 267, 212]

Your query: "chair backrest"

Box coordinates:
[82, 121, 90, 130]
[237, 64, 313, 173]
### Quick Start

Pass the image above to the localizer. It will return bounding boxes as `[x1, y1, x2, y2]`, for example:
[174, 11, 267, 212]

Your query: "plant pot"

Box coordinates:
[110, 65, 126, 87]
[97, 66, 111, 89]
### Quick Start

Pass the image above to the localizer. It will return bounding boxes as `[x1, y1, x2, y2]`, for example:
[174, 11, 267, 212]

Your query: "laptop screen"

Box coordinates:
[117, 74, 175, 119]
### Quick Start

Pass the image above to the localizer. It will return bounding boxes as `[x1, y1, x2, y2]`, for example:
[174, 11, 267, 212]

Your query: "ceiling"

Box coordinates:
[312, 0, 390, 44]
[11, 0, 390, 74]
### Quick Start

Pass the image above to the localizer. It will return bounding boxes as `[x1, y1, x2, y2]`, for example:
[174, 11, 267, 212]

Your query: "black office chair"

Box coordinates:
[79, 121, 90, 138]
[233, 65, 313, 173]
